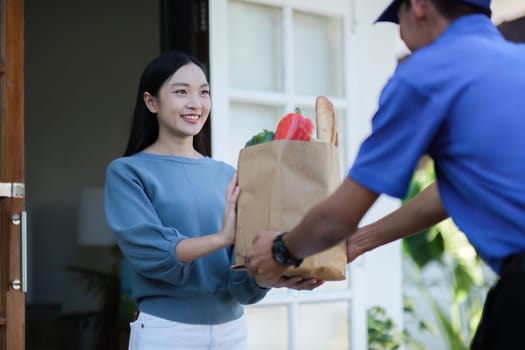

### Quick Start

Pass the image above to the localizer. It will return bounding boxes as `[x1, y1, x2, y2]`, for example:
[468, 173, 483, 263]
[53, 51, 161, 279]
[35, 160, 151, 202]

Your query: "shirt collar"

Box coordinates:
[438, 14, 502, 42]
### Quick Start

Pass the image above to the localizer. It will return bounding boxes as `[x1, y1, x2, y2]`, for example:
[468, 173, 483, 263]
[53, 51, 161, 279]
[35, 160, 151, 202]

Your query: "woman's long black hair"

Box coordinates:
[123, 51, 210, 156]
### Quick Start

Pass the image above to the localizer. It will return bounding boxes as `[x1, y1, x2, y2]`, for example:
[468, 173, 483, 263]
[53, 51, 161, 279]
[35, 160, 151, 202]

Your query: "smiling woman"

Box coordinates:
[104, 51, 255, 349]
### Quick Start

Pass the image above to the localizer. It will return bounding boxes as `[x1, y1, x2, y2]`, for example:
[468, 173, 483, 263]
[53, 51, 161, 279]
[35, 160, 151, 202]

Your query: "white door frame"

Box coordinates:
[209, 1, 403, 349]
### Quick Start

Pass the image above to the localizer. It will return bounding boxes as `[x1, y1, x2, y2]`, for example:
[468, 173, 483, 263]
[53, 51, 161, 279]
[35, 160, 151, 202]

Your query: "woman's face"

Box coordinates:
[148, 63, 211, 139]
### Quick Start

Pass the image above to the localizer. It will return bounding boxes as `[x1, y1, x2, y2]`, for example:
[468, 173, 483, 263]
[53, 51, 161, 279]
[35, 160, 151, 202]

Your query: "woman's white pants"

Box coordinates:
[128, 311, 248, 350]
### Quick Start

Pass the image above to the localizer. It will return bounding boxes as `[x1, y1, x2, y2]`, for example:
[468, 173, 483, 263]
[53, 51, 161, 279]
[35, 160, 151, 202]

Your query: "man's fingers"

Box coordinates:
[244, 257, 254, 275]
[244, 257, 260, 277]
[282, 276, 325, 290]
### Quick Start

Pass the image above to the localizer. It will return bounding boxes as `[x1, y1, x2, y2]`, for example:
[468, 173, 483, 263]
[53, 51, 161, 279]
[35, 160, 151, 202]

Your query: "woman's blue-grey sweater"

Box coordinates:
[104, 152, 268, 324]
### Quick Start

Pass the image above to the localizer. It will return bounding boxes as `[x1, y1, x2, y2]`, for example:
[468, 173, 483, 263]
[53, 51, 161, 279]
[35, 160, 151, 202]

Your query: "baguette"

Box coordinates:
[315, 96, 338, 145]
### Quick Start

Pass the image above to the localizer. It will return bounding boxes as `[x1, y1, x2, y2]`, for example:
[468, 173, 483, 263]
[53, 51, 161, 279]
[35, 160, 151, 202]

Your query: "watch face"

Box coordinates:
[272, 234, 293, 266]
[272, 233, 303, 268]
[274, 252, 286, 264]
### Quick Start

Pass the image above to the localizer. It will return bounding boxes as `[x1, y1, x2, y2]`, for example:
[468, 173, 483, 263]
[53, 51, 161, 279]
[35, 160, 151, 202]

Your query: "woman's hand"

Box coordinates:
[218, 173, 240, 246]
[175, 173, 240, 262]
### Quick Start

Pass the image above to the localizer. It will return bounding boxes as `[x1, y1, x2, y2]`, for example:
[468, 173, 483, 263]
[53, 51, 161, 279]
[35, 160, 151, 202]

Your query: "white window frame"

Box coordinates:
[209, 1, 403, 349]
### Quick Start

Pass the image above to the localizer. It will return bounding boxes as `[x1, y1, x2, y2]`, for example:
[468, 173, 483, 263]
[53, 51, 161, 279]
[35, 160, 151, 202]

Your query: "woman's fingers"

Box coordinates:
[227, 173, 240, 200]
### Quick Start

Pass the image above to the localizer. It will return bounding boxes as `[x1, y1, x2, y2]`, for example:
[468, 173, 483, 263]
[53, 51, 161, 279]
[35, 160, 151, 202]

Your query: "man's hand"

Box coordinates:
[245, 230, 287, 281]
[256, 275, 325, 291]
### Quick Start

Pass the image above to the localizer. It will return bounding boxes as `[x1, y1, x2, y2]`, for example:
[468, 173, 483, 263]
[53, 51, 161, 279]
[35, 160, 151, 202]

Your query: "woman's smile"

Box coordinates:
[181, 113, 201, 124]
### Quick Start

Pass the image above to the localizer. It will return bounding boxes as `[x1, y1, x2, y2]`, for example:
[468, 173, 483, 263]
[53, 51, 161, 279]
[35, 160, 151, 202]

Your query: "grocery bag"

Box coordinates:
[232, 139, 347, 280]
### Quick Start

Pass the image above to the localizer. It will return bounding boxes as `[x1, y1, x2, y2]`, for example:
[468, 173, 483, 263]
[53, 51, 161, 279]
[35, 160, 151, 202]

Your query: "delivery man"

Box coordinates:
[244, 0, 525, 348]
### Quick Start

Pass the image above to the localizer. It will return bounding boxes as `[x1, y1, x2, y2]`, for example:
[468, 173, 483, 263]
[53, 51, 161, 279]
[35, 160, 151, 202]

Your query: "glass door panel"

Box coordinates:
[297, 301, 350, 350]
[245, 305, 288, 350]
[228, 102, 283, 165]
[293, 11, 344, 97]
[229, 0, 283, 92]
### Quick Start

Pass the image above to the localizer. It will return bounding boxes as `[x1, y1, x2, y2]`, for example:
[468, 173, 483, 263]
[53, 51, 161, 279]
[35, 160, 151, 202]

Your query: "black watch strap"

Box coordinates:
[272, 232, 303, 268]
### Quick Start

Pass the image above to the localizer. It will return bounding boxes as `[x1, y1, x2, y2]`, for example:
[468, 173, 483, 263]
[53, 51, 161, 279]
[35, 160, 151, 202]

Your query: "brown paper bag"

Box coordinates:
[232, 139, 347, 281]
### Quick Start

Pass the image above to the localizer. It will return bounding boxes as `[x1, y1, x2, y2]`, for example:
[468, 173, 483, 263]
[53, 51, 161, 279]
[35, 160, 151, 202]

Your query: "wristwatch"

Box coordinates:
[272, 232, 303, 268]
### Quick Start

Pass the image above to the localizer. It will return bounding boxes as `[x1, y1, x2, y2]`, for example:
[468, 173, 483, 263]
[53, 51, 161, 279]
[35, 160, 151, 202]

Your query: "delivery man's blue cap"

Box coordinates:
[376, 0, 491, 24]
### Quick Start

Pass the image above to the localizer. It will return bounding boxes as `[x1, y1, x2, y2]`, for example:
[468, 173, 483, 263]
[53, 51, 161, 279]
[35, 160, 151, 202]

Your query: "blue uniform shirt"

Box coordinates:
[349, 15, 525, 274]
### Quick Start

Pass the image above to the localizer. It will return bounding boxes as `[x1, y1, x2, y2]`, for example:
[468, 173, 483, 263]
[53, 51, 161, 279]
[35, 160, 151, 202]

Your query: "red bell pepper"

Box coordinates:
[274, 108, 314, 141]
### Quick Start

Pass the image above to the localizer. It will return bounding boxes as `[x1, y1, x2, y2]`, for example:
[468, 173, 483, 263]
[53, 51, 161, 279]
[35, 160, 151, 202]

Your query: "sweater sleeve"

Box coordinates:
[227, 247, 270, 305]
[104, 160, 193, 285]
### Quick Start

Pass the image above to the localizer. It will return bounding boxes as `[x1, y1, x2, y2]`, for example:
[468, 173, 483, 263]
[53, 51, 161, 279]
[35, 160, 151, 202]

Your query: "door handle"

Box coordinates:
[10, 211, 27, 293]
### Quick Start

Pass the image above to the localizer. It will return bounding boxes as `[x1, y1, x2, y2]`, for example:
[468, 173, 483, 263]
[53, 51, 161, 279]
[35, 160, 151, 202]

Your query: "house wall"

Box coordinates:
[492, 0, 525, 24]
[25, 0, 160, 314]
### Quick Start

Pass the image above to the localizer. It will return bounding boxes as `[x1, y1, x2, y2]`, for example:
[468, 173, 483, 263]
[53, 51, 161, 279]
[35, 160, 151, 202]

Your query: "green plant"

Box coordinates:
[368, 306, 403, 350]
[368, 305, 428, 350]
[402, 158, 495, 349]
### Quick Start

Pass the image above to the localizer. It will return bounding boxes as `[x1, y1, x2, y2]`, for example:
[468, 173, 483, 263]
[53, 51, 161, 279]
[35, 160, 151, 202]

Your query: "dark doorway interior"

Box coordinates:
[161, 0, 212, 156]
[24, 1, 210, 350]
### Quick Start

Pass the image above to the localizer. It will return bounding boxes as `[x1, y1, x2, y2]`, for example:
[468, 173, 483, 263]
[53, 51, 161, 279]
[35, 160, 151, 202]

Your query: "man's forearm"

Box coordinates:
[350, 182, 449, 254]
[283, 178, 379, 259]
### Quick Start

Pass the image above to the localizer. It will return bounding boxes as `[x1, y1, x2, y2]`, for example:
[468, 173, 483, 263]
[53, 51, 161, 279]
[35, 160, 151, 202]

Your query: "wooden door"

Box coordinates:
[0, 0, 25, 349]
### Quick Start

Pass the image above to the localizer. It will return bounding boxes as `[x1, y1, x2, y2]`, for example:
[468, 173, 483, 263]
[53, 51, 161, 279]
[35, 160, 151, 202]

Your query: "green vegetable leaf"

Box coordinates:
[244, 129, 274, 147]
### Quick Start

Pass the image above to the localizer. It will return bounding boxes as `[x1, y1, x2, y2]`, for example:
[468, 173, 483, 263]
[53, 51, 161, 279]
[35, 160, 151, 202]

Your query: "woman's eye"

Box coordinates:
[174, 89, 187, 95]
[201, 89, 210, 95]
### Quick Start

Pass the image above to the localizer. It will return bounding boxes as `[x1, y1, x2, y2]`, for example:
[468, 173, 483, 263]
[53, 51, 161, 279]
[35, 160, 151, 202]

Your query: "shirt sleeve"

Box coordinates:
[227, 247, 270, 305]
[348, 77, 446, 198]
[104, 160, 193, 286]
